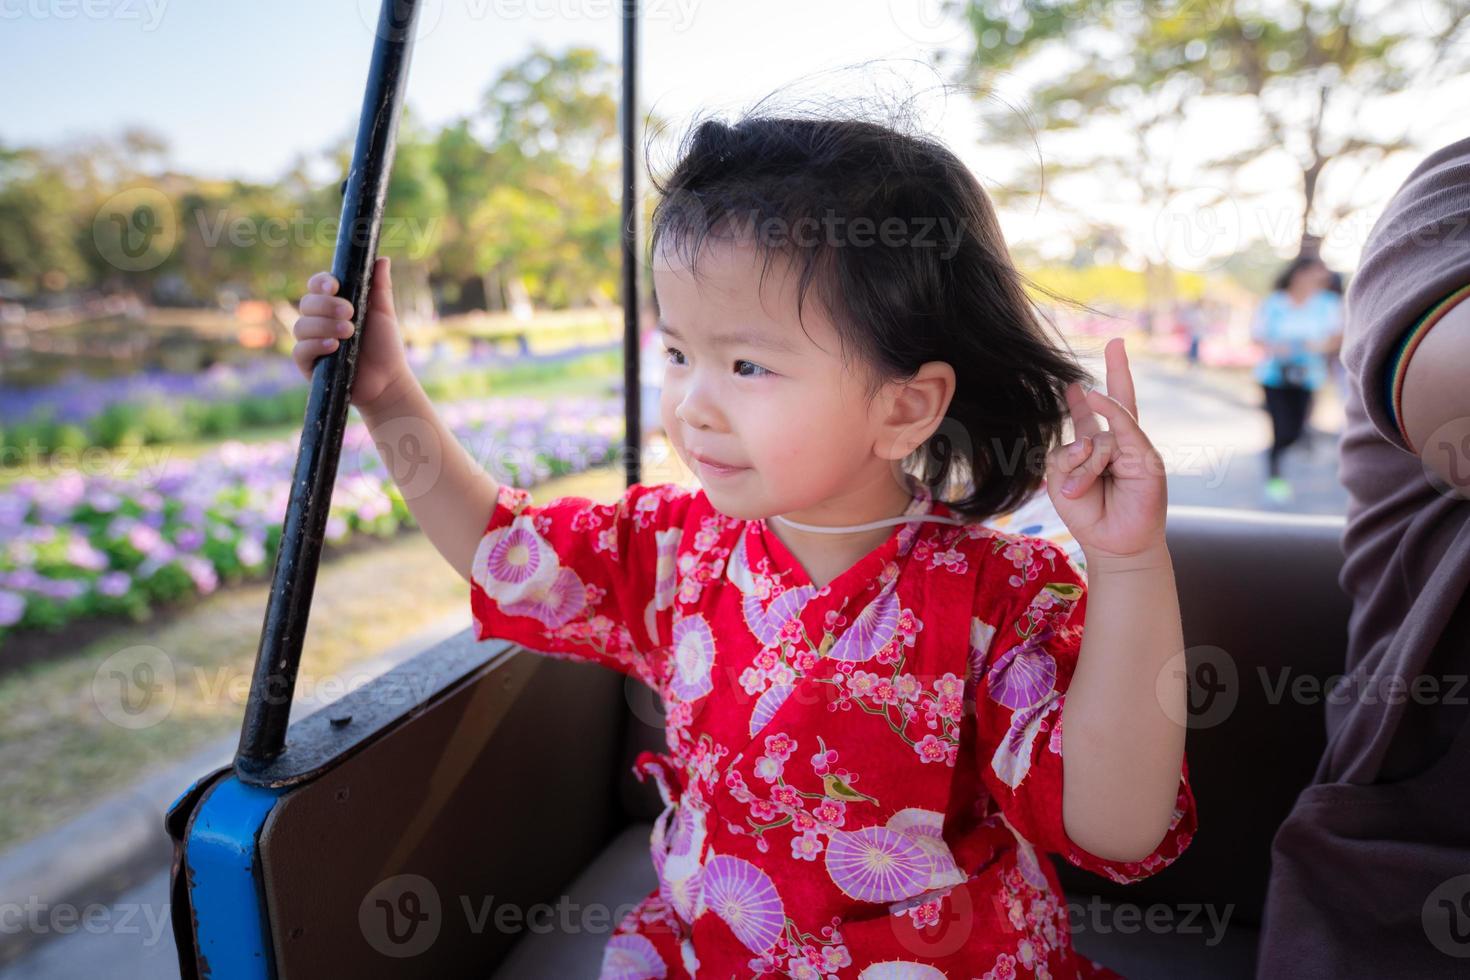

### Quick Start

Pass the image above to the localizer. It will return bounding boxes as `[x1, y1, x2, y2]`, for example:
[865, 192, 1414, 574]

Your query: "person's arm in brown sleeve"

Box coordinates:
[1398, 286, 1470, 492]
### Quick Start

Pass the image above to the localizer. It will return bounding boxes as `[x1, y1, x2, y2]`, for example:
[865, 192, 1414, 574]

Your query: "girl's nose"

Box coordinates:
[674, 386, 720, 432]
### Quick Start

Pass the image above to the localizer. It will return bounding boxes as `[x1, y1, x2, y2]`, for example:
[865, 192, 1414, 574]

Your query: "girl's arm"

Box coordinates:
[1045, 337, 1189, 863]
[358, 371, 501, 585]
[1060, 545, 1188, 863]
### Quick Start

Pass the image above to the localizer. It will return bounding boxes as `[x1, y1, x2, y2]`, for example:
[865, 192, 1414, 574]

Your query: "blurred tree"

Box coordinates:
[0, 143, 89, 295]
[954, 0, 1470, 292]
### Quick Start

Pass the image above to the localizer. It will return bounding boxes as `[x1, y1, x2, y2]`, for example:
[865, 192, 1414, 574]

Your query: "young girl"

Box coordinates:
[292, 112, 1197, 979]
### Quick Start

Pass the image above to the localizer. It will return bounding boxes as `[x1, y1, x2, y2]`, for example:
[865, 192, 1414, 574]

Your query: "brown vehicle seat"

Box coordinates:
[242, 505, 1349, 978]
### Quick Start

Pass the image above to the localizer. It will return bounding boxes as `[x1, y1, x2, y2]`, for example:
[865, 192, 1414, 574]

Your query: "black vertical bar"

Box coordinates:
[235, 0, 423, 775]
[621, 0, 641, 488]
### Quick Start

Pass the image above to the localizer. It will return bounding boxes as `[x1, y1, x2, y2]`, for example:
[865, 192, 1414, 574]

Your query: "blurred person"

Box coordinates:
[1251, 255, 1343, 503]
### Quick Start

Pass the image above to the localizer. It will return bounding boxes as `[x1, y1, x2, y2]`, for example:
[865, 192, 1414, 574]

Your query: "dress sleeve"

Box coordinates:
[968, 533, 1199, 884]
[469, 479, 695, 689]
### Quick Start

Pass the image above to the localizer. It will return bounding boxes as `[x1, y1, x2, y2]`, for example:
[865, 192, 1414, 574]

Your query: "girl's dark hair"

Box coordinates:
[647, 105, 1094, 523]
[1273, 255, 1326, 292]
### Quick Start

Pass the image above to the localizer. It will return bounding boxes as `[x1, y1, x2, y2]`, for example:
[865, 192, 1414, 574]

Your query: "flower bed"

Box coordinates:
[0, 394, 624, 650]
[0, 342, 618, 457]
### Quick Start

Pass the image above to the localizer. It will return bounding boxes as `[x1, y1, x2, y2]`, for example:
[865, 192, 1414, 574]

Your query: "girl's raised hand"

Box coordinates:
[1045, 337, 1168, 564]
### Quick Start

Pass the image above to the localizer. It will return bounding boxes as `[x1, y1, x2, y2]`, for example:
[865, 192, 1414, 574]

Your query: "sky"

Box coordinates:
[2, 0, 1465, 272]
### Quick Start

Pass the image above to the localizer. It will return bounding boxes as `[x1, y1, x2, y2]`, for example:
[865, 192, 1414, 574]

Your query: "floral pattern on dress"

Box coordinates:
[469, 479, 1199, 978]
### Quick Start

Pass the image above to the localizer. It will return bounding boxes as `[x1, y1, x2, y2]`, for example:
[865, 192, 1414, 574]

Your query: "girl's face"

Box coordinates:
[652, 236, 940, 524]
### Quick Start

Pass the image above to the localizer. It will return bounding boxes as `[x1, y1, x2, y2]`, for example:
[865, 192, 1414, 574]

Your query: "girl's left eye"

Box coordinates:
[734, 359, 772, 378]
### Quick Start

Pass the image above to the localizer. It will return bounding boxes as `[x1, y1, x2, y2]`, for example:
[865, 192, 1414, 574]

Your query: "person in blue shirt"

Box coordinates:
[1251, 255, 1344, 503]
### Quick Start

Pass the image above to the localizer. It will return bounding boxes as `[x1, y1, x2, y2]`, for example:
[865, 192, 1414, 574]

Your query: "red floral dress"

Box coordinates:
[469, 477, 1198, 980]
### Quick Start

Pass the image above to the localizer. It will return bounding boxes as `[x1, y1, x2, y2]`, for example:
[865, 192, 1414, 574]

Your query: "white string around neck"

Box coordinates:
[770, 482, 967, 535]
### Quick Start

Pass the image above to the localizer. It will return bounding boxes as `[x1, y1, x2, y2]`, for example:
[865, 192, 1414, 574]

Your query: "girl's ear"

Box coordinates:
[874, 361, 956, 461]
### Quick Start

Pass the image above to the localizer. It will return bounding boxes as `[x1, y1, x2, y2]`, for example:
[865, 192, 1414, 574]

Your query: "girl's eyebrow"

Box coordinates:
[657, 318, 797, 354]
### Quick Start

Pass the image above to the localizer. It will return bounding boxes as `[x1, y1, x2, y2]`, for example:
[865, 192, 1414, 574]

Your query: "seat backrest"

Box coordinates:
[619, 505, 1352, 927]
[1054, 505, 1350, 927]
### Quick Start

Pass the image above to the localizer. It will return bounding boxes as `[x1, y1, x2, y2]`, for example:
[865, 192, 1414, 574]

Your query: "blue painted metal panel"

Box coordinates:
[184, 776, 283, 979]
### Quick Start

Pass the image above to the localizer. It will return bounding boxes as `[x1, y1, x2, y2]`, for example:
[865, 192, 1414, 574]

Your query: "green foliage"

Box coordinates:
[0, 44, 627, 313]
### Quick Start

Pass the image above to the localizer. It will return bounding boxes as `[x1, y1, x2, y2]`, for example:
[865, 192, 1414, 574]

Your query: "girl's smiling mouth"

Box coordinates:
[691, 452, 748, 476]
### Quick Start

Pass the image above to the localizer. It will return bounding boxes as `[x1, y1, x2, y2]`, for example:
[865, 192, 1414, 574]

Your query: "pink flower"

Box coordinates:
[790, 832, 823, 862]
[875, 642, 902, 665]
[764, 731, 799, 764]
[754, 756, 784, 783]
[812, 800, 846, 827]
[749, 799, 779, 822]
[818, 944, 852, 971]
[771, 784, 802, 809]
[847, 671, 878, 698]
[914, 734, 952, 765]
[985, 952, 1018, 980]
[933, 672, 964, 698]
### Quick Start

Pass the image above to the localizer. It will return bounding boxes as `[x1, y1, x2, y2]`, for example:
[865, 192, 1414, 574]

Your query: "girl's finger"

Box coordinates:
[1060, 432, 1117, 497]
[309, 272, 338, 295]
[1048, 434, 1093, 478]
[294, 316, 354, 340]
[299, 293, 353, 319]
[1066, 382, 1103, 440]
[1105, 337, 1140, 422]
[1082, 387, 1147, 447]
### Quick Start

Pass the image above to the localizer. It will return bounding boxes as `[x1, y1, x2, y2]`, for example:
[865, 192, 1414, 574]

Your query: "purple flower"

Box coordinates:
[97, 571, 132, 597]
[0, 590, 24, 627]
[236, 536, 265, 568]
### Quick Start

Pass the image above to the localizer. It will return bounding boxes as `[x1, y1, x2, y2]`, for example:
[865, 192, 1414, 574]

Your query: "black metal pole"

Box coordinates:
[621, 0, 641, 488]
[235, 0, 423, 776]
